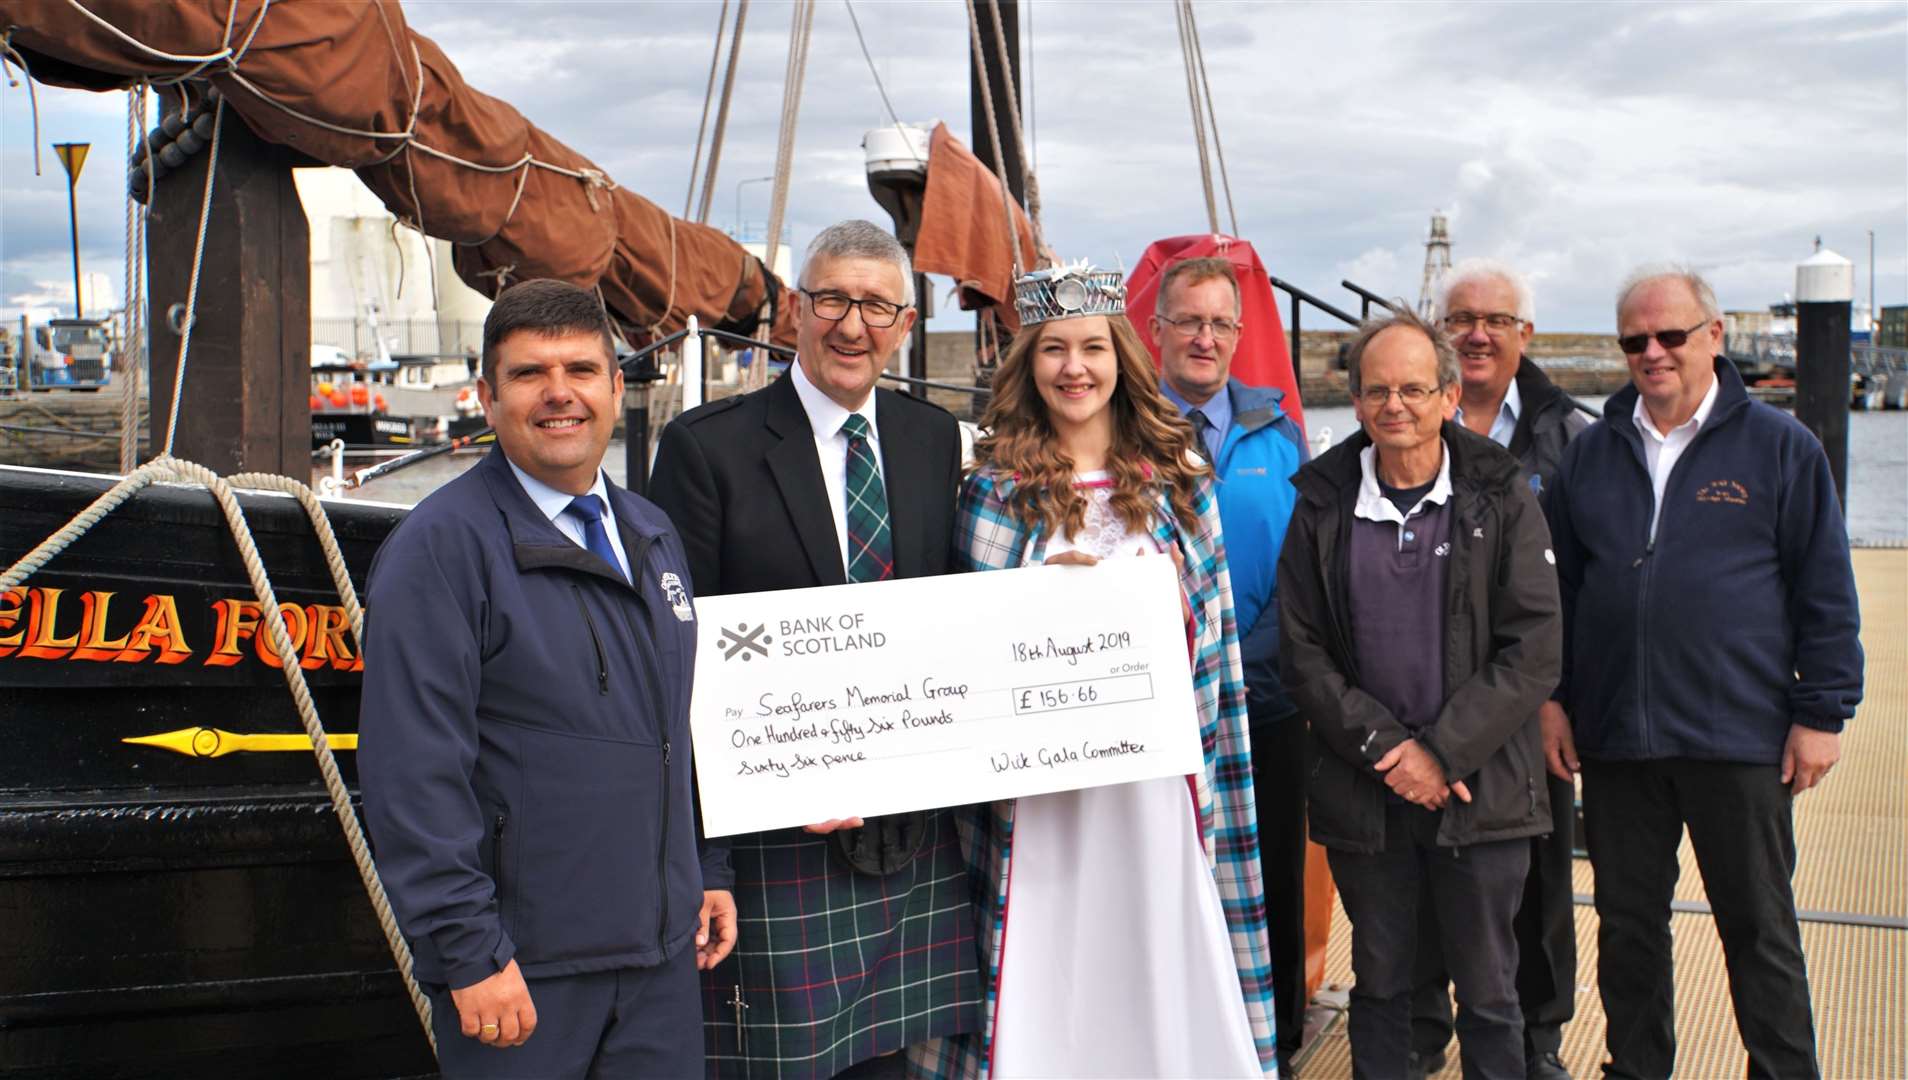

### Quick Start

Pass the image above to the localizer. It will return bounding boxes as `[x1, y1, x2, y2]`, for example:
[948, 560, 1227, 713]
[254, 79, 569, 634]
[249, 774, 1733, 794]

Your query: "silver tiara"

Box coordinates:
[1012, 259, 1126, 326]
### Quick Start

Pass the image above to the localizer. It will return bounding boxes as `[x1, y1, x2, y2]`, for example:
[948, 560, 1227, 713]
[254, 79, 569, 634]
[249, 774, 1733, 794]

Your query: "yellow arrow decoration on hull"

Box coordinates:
[123, 727, 358, 758]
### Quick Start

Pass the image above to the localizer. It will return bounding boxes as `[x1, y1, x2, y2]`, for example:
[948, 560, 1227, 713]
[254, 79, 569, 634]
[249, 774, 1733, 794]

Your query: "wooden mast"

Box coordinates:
[146, 101, 312, 479]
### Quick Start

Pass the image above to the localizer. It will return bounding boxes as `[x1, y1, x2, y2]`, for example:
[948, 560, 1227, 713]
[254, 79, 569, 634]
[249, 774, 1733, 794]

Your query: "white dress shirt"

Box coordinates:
[1633, 376, 1721, 543]
[1455, 377, 1522, 449]
[506, 459, 632, 581]
[788, 359, 884, 572]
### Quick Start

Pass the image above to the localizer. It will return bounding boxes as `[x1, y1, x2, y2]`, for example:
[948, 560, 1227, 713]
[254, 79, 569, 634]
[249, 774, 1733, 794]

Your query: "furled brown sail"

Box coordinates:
[0, 0, 795, 346]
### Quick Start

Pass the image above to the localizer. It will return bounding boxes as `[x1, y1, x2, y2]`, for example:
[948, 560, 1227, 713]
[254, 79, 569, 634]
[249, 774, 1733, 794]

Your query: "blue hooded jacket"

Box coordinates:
[1546, 356, 1863, 765]
[360, 448, 730, 989]
[1209, 379, 1309, 723]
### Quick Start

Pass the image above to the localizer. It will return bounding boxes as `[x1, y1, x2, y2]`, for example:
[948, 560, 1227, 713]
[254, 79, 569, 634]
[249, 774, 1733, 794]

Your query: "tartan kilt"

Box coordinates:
[701, 809, 984, 1078]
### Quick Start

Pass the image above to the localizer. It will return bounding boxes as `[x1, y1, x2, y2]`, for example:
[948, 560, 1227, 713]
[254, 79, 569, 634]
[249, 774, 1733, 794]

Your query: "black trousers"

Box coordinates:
[1581, 758, 1817, 1080]
[1328, 801, 1530, 1080]
[1250, 713, 1309, 1068]
[1413, 771, 1578, 1060]
[428, 949, 703, 1079]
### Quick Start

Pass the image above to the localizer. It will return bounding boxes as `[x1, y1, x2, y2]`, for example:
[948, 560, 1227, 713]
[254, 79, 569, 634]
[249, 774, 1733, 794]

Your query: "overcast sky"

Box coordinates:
[2, 0, 1903, 333]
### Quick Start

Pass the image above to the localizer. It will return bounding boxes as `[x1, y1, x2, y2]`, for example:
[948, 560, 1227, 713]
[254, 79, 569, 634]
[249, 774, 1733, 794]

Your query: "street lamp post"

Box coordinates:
[52, 142, 91, 318]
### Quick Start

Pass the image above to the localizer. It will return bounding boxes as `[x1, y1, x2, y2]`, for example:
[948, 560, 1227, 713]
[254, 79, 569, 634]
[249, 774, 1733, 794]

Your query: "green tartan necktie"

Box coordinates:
[840, 413, 893, 582]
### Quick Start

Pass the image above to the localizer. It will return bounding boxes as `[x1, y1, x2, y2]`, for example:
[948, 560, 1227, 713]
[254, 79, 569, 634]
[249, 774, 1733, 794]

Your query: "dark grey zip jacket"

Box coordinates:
[1505, 357, 1595, 509]
[360, 447, 730, 989]
[1279, 423, 1563, 853]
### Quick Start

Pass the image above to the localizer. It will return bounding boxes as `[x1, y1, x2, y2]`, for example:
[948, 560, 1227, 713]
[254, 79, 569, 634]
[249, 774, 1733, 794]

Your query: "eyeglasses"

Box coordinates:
[1442, 312, 1524, 335]
[801, 289, 909, 328]
[1357, 384, 1443, 407]
[1157, 314, 1242, 341]
[1617, 321, 1711, 355]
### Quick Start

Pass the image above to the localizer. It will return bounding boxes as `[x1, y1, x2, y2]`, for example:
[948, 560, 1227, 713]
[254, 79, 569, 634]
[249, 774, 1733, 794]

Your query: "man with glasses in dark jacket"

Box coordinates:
[1412, 260, 1595, 1080]
[1150, 255, 1310, 1077]
[1279, 308, 1562, 1080]
[1544, 266, 1861, 1080]
[649, 220, 976, 1079]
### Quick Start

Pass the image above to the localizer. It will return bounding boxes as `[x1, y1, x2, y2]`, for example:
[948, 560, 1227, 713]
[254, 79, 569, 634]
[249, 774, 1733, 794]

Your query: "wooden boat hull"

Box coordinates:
[0, 465, 432, 1078]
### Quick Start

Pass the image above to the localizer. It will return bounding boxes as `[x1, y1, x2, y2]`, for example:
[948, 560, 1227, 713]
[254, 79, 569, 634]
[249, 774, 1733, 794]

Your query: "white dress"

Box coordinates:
[989, 474, 1261, 1079]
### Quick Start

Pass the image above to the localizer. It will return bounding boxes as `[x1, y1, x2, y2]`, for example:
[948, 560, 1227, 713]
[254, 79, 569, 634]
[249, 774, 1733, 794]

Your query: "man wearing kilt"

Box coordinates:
[649, 220, 979, 1078]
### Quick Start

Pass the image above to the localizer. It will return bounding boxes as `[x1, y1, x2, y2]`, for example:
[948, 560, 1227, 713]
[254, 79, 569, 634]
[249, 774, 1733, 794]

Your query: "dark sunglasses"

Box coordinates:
[1618, 320, 1710, 356]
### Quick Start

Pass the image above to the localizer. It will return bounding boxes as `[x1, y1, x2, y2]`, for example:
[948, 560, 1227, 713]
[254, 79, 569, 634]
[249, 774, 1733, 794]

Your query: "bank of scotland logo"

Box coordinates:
[720, 623, 771, 661]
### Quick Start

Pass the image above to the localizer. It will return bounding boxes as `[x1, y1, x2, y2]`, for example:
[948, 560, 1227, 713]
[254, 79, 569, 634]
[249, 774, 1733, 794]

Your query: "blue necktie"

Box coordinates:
[566, 494, 626, 583]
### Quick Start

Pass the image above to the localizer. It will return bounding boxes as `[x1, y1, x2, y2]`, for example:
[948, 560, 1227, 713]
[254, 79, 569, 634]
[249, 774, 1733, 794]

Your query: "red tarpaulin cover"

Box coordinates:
[1125, 234, 1304, 434]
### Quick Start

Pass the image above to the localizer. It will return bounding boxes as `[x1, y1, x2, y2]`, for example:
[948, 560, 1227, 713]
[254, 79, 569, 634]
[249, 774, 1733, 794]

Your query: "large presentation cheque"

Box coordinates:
[688, 556, 1204, 837]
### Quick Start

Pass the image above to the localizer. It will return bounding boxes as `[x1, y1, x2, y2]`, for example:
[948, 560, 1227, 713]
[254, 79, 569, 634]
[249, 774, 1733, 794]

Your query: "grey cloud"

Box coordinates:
[2, 0, 1903, 331]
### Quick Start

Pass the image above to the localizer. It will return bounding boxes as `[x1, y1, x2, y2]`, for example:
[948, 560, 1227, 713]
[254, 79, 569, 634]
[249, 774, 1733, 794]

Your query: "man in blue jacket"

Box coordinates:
[360, 279, 735, 1077]
[1150, 255, 1308, 1076]
[1544, 266, 1862, 1080]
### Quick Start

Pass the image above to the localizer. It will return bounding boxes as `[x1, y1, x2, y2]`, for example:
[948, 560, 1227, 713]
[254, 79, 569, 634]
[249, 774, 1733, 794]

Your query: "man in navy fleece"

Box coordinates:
[360, 280, 735, 1077]
[1543, 266, 1862, 1080]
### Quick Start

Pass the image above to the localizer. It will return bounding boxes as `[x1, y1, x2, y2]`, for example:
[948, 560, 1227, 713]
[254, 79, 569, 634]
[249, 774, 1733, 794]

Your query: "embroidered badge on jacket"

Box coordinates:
[660, 571, 695, 622]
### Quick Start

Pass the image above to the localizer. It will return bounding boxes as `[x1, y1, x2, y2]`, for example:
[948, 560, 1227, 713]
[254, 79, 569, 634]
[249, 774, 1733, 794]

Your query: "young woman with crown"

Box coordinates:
[911, 263, 1278, 1079]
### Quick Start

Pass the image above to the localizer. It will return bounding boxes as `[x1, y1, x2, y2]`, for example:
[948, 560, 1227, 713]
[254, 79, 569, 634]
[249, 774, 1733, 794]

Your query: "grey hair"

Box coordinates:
[1434, 257, 1536, 324]
[1616, 263, 1721, 323]
[798, 219, 915, 306]
[1344, 307, 1460, 394]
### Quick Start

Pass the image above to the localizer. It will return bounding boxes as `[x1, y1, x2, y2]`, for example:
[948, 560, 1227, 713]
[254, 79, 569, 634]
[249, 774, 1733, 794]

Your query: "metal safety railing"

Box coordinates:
[1266, 276, 1396, 379]
[337, 325, 985, 497]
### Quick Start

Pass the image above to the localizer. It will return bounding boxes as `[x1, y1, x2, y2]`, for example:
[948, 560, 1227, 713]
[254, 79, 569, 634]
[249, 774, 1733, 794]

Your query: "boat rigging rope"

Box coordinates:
[761, 0, 816, 275]
[1173, 0, 1220, 235]
[121, 82, 150, 474]
[695, 0, 751, 226]
[1182, 0, 1238, 237]
[159, 93, 224, 459]
[962, 0, 1025, 283]
[0, 28, 45, 174]
[0, 459, 435, 1058]
[684, 0, 732, 219]
[842, 0, 924, 166]
[979, 0, 1047, 259]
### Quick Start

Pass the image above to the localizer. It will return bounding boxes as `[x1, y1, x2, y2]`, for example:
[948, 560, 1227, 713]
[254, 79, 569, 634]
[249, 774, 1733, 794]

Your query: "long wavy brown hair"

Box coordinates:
[972, 313, 1208, 538]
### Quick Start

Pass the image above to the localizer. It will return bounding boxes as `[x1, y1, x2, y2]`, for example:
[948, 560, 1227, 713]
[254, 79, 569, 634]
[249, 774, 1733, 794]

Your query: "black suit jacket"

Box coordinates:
[647, 371, 962, 597]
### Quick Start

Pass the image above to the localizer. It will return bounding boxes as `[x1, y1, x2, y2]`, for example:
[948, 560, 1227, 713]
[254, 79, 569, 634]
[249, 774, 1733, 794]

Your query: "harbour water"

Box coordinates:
[339, 401, 1907, 547]
[1300, 400, 1907, 547]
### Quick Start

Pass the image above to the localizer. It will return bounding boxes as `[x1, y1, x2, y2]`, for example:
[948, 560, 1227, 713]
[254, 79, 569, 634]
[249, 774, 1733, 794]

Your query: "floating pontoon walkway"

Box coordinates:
[1302, 548, 1906, 1079]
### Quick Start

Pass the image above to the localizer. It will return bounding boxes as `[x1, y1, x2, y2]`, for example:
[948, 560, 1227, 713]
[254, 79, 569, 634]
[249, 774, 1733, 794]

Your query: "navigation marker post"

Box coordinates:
[53, 142, 90, 317]
[1795, 241, 1854, 505]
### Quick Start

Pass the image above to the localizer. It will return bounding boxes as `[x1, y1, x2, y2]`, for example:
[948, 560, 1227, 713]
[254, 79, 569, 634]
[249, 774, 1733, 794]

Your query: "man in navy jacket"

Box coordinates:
[361, 280, 735, 1077]
[1544, 267, 1862, 1080]
[1149, 256, 1309, 1076]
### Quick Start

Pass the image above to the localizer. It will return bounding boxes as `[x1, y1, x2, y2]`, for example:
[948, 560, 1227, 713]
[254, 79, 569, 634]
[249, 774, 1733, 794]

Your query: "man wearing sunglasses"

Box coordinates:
[649, 220, 976, 1079]
[1149, 255, 1310, 1078]
[1411, 260, 1594, 1080]
[1544, 267, 1862, 1079]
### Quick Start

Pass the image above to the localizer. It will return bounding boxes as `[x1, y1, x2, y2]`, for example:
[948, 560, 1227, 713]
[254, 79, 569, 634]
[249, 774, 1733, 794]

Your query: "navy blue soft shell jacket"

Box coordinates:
[1546, 357, 1863, 765]
[360, 448, 730, 990]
